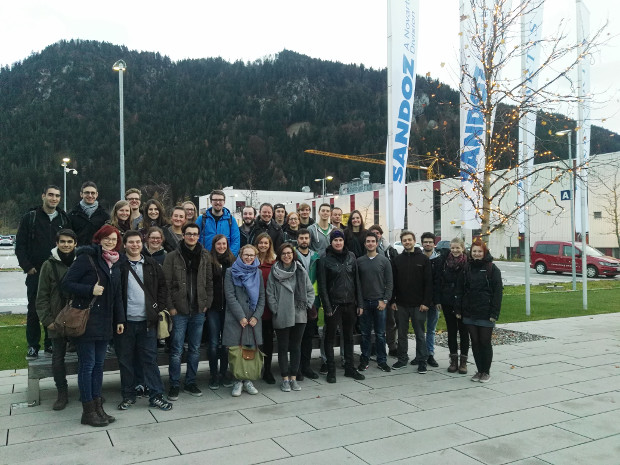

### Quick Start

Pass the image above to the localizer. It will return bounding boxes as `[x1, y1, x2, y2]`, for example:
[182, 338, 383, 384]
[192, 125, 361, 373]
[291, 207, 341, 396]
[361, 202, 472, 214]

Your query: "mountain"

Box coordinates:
[1, 39, 618, 230]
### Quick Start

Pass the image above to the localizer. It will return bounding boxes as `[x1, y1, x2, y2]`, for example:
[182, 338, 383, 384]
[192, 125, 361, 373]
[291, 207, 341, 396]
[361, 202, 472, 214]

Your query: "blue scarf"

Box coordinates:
[230, 256, 261, 311]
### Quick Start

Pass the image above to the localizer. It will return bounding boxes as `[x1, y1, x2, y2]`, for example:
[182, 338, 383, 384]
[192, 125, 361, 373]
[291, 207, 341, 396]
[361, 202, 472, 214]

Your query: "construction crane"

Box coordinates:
[304, 149, 439, 180]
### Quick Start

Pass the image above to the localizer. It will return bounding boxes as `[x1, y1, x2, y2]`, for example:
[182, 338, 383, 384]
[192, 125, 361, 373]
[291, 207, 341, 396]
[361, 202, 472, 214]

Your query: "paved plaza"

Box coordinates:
[0, 313, 619, 464]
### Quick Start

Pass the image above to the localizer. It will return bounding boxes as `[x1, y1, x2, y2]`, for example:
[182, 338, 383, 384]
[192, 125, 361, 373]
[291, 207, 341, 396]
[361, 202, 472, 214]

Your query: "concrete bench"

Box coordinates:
[27, 332, 363, 405]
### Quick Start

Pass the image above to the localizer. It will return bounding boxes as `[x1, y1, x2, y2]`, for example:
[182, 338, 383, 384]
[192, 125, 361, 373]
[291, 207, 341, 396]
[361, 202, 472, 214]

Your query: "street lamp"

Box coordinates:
[556, 129, 577, 291]
[314, 175, 334, 203]
[113, 59, 127, 199]
[61, 157, 78, 211]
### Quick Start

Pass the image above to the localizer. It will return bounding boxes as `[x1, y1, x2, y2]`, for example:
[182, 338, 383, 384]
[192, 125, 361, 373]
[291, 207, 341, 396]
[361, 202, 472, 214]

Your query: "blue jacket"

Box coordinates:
[62, 245, 125, 342]
[196, 207, 240, 256]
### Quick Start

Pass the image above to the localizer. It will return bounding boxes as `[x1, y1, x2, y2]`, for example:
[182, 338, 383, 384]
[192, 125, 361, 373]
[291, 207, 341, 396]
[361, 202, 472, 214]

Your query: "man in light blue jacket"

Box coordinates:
[197, 190, 240, 256]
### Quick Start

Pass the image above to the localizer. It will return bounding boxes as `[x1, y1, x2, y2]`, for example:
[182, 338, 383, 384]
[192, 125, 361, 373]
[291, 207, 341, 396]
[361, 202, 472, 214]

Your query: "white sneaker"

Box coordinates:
[243, 380, 258, 395]
[231, 381, 243, 397]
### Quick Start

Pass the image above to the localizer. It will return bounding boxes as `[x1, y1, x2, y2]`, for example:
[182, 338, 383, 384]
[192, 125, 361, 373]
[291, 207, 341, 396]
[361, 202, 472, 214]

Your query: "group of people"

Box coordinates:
[16, 184, 503, 427]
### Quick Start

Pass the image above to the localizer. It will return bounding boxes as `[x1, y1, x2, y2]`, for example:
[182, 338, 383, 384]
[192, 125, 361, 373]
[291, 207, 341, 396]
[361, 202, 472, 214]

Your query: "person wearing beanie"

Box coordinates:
[273, 203, 288, 228]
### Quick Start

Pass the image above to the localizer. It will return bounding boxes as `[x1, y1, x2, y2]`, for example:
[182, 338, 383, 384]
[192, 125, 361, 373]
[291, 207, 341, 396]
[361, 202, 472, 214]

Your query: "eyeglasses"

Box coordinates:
[211, 198, 225, 203]
[242, 254, 256, 258]
[126, 197, 140, 202]
[281, 252, 294, 256]
[101, 237, 117, 243]
[289, 217, 299, 221]
[184, 233, 199, 237]
[149, 236, 162, 241]
[82, 191, 97, 196]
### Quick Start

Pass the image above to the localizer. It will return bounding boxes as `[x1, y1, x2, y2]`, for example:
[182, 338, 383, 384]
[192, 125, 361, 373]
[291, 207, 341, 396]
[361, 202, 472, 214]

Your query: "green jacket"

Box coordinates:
[36, 248, 72, 338]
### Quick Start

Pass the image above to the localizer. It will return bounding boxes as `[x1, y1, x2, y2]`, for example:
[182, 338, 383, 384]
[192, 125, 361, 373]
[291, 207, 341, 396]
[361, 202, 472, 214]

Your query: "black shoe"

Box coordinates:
[263, 370, 276, 384]
[184, 384, 202, 397]
[302, 368, 319, 380]
[326, 373, 337, 383]
[344, 369, 365, 380]
[149, 394, 173, 411]
[168, 386, 180, 401]
[358, 361, 369, 371]
[388, 348, 398, 357]
[378, 362, 392, 373]
[44, 346, 53, 355]
[392, 360, 407, 370]
[26, 347, 38, 360]
[135, 385, 146, 398]
[418, 363, 428, 374]
[296, 371, 304, 381]
[117, 398, 136, 410]
[427, 355, 439, 368]
[221, 373, 234, 388]
[319, 363, 328, 375]
[409, 359, 419, 366]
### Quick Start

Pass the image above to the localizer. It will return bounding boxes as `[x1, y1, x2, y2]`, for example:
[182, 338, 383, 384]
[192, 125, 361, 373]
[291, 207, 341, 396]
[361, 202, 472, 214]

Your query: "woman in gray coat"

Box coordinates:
[266, 243, 315, 393]
[223, 244, 265, 397]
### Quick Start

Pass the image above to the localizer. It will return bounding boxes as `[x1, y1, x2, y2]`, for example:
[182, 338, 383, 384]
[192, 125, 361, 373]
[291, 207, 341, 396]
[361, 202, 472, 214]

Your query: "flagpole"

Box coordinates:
[520, 2, 531, 316]
[386, 0, 394, 246]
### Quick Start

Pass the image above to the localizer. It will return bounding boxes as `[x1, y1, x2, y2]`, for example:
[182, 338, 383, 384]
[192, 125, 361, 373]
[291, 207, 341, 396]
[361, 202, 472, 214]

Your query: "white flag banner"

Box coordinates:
[459, 0, 511, 229]
[575, 0, 590, 235]
[517, 0, 544, 233]
[386, 0, 419, 230]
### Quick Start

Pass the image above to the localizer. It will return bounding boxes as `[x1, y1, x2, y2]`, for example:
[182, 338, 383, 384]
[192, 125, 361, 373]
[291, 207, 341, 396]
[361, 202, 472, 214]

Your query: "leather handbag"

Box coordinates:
[228, 325, 264, 381]
[52, 256, 98, 338]
[126, 263, 172, 338]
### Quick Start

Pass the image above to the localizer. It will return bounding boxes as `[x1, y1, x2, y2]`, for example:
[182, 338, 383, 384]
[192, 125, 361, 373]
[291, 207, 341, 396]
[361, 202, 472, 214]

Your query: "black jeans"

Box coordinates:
[114, 321, 165, 400]
[443, 305, 469, 355]
[300, 316, 317, 372]
[324, 303, 356, 371]
[26, 273, 50, 350]
[467, 324, 493, 374]
[261, 318, 274, 358]
[51, 337, 67, 389]
[275, 323, 306, 377]
[397, 305, 428, 363]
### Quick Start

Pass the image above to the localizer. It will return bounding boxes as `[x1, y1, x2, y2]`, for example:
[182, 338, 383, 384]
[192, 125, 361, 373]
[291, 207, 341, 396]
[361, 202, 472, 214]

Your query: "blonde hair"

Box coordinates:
[450, 237, 466, 249]
[239, 244, 259, 257]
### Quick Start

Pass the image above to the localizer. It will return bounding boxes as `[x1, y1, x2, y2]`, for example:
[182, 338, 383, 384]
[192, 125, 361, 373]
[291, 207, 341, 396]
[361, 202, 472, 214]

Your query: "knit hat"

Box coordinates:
[330, 229, 345, 242]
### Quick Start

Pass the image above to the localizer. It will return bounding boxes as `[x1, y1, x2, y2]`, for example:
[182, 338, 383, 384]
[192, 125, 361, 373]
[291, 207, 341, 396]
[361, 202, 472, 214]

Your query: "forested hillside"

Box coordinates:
[1, 39, 618, 230]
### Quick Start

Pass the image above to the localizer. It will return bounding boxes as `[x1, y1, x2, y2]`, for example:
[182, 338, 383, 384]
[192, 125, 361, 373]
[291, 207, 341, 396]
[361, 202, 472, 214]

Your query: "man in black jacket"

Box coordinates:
[390, 231, 433, 374]
[254, 203, 284, 250]
[68, 181, 110, 246]
[116, 230, 172, 412]
[16, 185, 70, 360]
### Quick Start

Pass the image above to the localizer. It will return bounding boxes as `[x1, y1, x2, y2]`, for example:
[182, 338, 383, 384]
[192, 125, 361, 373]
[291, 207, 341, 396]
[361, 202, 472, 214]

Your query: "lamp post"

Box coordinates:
[113, 59, 127, 199]
[61, 158, 78, 211]
[314, 175, 333, 203]
[556, 129, 576, 291]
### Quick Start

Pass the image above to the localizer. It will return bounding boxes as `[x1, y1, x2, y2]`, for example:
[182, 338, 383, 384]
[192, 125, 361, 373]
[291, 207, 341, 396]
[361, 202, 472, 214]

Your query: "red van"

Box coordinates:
[530, 241, 620, 278]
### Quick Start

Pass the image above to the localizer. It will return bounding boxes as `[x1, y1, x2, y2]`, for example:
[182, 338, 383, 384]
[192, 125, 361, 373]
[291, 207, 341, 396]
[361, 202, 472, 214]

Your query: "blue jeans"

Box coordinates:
[426, 306, 439, 356]
[76, 340, 108, 402]
[114, 321, 165, 400]
[206, 310, 228, 376]
[360, 300, 387, 364]
[169, 312, 205, 387]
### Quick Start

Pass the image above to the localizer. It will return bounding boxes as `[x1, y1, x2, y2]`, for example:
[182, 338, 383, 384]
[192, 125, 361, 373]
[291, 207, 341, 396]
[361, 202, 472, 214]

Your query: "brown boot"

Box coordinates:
[447, 354, 458, 373]
[94, 397, 115, 424]
[53, 387, 68, 411]
[81, 400, 108, 427]
[458, 355, 468, 374]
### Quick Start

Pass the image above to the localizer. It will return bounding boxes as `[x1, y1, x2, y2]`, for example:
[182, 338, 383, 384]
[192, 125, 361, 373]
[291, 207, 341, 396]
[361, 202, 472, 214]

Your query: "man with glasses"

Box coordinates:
[69, 181, 110, 246]
[163, 223, 213, 400]
[196, 189, 240, 256]
[420, 232, 441, 368]
[125, 188, 143, 229]
[16, 185, 70, 360]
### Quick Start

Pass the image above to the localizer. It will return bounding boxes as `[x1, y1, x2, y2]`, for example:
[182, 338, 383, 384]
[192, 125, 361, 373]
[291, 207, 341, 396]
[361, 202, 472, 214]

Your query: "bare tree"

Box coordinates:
[454, 0, 608, 239]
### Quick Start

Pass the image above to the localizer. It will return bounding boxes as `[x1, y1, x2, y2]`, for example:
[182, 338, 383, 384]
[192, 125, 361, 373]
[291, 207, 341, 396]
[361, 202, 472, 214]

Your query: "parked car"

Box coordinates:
[392, 241, 421, 254]
[0, 235, 15, 246]
[530, 240, 620, 278]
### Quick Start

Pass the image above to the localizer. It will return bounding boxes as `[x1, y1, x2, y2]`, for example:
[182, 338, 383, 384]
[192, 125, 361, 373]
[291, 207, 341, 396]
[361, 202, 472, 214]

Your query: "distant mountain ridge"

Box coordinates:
[0, 39, 618, 230]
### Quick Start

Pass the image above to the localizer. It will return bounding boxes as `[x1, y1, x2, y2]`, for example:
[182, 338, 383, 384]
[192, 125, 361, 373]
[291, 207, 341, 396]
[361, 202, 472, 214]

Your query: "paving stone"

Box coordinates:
[508, 353, 569, 367]
[346, 424, 486, 464]
[239, 394, 358, 422]
[555, 410, 620, 439]
[458, 406, 576, 437]
[503, 362, 575, 379]
[299, 399, 418, 429]
[259, 378, 369, 404]
[548, 391, 620, 417]
[171, 416, 314, 453]
[387, 448, 484, 464]
[554, 364, 620, 382]
[401, 386, 504, 410]
[537, 435, 620, 464]
[482, 373, 575, 395]
[274, 417, 411, 455]
[561, 377, 620, 395]
[260, 447, 367, 464]
[145, 439, 289, 464]
[356, 370, 446, 389]
[455, 425, 590, 465]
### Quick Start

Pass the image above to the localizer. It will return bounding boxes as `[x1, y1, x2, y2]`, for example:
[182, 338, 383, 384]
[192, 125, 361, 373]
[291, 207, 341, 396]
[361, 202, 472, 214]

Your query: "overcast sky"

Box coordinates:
[2, 0, 619, 134]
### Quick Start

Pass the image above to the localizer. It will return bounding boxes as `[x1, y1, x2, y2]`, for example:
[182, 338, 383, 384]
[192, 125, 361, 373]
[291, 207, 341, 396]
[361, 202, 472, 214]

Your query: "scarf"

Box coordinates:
[446, 252, 467, 271]
[80, 200, 98, 218]
[270, 261, 297, 293]
[102, 250, 119, 268]
[58, 249, 75, 267]
[180, 240, 202, 271]
[231, 256, 261, 311]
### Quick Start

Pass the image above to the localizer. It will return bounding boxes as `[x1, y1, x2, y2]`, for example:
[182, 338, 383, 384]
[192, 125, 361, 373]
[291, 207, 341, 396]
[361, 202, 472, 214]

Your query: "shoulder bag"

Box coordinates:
[228, 325, 264, 381]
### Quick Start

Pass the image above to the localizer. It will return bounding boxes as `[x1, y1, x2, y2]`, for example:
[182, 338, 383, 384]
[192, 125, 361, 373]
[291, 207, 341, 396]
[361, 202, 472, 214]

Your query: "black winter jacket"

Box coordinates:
[254, 219, 284, 250]
[62, 245, 125, 342]
[435, 254, 466, 309]
[456, 252, 503, 321]
[317, 246, 363, 314]
[391, 248, 433, 308]
[69, 203, 110, 246]
[16, 207, 71, 272]
[119, 255, 167, 329]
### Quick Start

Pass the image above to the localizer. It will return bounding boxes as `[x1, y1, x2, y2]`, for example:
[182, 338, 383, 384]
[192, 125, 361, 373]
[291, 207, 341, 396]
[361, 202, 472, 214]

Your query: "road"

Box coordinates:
[494, 260, 619, 286]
